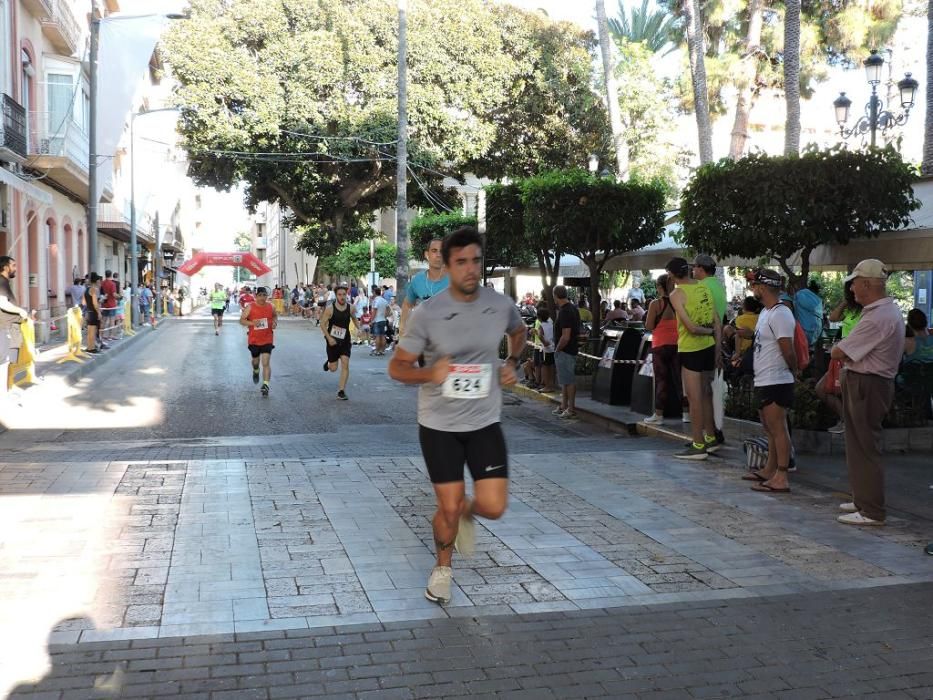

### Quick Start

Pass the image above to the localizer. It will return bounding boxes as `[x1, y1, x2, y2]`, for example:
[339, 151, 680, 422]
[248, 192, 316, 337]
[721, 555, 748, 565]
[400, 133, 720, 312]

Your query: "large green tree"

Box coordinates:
[165, 0, 516, 257]
[680, 146, 919, 290]
[166, 0, 617, 258]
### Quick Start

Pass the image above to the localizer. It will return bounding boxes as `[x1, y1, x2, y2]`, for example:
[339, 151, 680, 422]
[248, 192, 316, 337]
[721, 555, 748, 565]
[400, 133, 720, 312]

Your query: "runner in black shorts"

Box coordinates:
[388, 226, 526, 605]
[320, 284, 354, 400]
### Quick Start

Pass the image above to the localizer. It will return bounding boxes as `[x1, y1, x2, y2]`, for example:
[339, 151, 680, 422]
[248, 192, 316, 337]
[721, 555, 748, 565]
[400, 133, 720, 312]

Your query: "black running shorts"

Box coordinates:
[418, 423, 509, 484]
[326, 340, 351, 363]
[678, 345, 716, 373]
[211, 307, 224, 316]
[248, 343, 274, 357]
[757, 382, 795, 409]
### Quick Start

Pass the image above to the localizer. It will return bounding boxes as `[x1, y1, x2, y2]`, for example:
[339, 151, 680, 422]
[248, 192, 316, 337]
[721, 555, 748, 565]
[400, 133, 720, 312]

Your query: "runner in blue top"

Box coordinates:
[400, 235, 449, 337]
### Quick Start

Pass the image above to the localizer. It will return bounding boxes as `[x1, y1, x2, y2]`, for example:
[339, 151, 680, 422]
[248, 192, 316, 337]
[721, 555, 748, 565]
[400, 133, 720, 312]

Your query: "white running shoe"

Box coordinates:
[642, 414, 665, 425]
[838, 502, 858, 513]
[424, 566, 452, 604]
[551, 406, 565, 416]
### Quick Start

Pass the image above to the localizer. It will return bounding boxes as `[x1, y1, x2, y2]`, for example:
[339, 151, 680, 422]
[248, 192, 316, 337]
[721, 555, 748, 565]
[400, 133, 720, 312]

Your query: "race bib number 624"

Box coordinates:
[442, 364, 492, 399]
[254, 317, 269, 330]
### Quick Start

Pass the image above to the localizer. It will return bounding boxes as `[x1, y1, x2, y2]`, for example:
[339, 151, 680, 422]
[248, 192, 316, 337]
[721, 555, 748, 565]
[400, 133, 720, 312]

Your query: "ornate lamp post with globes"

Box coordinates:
[833, 50, 919, 148]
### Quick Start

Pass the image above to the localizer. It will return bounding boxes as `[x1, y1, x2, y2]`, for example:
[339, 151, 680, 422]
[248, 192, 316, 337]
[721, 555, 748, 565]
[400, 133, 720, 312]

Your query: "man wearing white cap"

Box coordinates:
[831, 259, 904, 526]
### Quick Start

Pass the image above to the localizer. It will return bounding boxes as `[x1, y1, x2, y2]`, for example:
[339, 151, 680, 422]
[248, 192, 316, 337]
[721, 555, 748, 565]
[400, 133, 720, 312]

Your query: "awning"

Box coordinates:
[0, 166, 54, 205]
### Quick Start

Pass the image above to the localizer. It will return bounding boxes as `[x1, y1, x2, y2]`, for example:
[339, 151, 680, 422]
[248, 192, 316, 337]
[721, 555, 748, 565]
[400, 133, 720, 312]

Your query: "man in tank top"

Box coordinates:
[320, 284, 355, 400]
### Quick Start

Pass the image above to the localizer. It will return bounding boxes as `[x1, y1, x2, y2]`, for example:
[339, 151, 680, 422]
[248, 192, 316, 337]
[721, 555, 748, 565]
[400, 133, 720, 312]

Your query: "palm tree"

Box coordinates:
[728, 0, 766, 158]
[922, 0, 933, 174]
[784, 0, 801, 155]
[608, 0, 679, 55]
[596, 0, 630, 178]
[684, 0, 714, 163]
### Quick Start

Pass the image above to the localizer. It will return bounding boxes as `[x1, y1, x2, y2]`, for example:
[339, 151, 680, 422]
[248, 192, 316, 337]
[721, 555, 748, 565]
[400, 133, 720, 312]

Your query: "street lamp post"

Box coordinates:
[130, 107, 181, 327]
[395, 0, 409, 300]
[833, 50, 919, 147]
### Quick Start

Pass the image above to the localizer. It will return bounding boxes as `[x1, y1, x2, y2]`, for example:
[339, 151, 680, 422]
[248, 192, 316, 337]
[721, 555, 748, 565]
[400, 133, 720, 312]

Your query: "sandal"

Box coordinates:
[751, 482, 791, 493]
[741, 472, 767, 482]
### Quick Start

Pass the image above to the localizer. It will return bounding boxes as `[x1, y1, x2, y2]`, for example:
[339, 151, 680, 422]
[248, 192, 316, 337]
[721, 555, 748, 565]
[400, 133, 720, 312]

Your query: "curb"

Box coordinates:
[506, 383, 685, 438]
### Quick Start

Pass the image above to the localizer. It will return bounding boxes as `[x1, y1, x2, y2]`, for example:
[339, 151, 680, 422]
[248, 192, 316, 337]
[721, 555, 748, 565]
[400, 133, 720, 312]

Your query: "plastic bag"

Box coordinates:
[712, 368, 726, 430]
[638, 354, 654, 377]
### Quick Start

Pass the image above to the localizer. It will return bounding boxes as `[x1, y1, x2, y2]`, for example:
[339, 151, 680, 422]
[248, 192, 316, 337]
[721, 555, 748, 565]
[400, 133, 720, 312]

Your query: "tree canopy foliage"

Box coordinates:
[319, 241, 397, 281]
[165, 0, 622, 257]
[409, 213, 477, 261]
[679, 146, 919, 289]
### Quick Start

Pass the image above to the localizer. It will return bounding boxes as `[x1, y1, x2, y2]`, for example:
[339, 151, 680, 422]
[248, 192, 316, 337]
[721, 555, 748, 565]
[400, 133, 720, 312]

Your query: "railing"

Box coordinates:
[31, 112, 89, 174]
[1, 95, 28, 160]
[41, 0, 81, 55]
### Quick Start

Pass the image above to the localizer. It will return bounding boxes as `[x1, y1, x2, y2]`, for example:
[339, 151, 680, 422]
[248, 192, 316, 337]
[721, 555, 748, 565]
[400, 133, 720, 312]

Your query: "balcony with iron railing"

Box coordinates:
[1, 95, 28, 164]
[40, 0, 81, 56]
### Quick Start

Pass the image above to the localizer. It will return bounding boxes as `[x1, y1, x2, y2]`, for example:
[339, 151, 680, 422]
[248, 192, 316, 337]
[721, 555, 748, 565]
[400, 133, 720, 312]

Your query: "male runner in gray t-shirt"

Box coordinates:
[389, 227, 526, 605]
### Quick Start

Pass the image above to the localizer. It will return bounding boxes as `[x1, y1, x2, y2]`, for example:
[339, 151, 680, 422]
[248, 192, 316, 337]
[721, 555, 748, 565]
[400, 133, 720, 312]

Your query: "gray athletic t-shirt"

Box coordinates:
[399, 287, 525, 432]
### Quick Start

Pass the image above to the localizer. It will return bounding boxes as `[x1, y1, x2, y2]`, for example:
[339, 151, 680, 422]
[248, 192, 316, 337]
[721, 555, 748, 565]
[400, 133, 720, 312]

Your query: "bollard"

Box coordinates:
[123, 297, 136, 337]
[8, 318, 37, 388]
[57, 307, 91, 364]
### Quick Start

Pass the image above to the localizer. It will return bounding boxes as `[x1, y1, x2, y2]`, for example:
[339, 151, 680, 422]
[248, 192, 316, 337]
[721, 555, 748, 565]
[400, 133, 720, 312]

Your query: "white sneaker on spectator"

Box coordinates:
[642, 414, 665, 425]
[558, 409, 578, 420]
[682, 413, 691, 423]
[551, 406, 565, 416]
[837, 512, 884, 526]
[828, 421, 845, 434]
[838, 502, 858, 513]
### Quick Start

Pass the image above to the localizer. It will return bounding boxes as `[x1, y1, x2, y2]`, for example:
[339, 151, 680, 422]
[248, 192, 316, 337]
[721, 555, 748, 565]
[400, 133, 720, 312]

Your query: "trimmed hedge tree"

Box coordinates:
[680, 146, 920, 290]
[521, 170, 667, 332]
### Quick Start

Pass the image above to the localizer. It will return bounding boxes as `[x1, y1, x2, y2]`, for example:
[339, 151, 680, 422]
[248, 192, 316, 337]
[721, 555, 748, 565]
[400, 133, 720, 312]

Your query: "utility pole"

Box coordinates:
[595, 0, 628, 179]
[88, 1, 100, 272]
[395, 0, 409, 299]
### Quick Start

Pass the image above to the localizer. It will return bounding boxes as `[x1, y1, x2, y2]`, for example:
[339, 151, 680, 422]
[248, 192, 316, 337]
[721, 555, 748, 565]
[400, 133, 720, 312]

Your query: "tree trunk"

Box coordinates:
[595, 0, 629, 178]
[922, 0, 933, 174]
[783, 0, 801, 156]
[684, 0, 714, 164]
[728, 0, 765, 159]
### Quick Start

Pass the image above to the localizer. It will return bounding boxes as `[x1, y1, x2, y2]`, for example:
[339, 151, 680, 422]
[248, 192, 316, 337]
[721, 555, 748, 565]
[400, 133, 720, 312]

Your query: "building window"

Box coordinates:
[47, 73, 74, 143]
[21, 51, 33, 153]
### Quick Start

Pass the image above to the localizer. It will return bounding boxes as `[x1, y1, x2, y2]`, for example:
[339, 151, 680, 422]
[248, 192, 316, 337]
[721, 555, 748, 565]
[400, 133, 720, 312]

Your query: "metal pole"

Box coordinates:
[394, 0, 409, 299]
[869, 87, 879, 148]
[129, 113, 138, 326]
[88, 10, 100, 272]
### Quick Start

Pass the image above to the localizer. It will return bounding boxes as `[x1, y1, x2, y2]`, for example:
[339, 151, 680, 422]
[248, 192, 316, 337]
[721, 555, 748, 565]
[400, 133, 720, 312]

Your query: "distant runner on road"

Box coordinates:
[210, 283, 227, 335]
[388, 227, 526, 606]
[320, 284, 355, 401]
[240, 286, 277, 397]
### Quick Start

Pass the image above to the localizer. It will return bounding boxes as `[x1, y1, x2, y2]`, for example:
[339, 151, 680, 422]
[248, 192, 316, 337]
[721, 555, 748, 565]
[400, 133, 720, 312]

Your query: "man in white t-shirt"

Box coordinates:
[626, 283, 645, 305]
[370, 287, 390, 356]
[745, 268, 797, 494]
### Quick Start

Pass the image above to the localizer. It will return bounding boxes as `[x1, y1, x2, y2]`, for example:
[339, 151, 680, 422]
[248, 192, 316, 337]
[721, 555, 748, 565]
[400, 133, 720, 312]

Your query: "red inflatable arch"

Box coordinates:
[176, 252, 272, 277]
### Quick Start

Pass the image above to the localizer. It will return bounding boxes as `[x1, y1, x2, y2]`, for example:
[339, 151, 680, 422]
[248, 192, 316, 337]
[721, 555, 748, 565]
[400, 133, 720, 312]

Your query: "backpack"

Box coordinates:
[775, 302, 810, 372]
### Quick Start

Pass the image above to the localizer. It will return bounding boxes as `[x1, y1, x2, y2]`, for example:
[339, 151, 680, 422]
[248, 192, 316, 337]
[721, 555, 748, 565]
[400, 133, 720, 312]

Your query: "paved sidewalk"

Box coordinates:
[9, 582, 933, 699]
